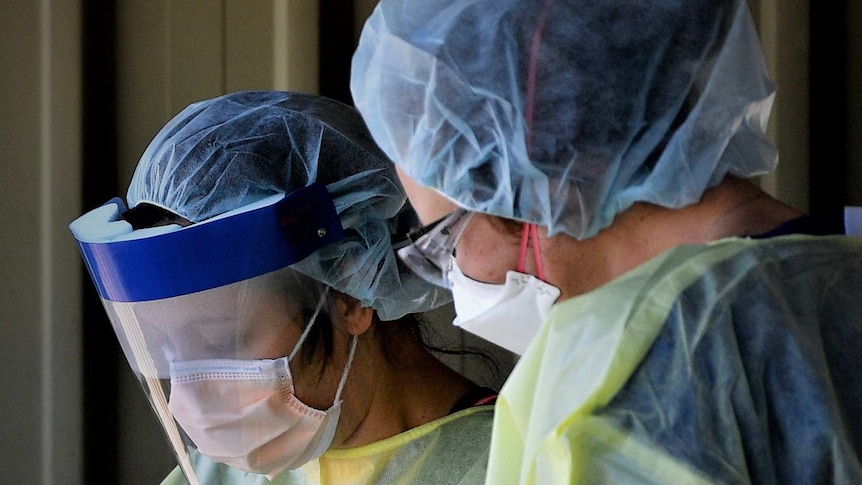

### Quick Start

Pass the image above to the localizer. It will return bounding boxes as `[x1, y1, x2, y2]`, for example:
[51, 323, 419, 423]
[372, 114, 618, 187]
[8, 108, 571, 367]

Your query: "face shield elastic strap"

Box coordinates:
[72, 182, 345, 303]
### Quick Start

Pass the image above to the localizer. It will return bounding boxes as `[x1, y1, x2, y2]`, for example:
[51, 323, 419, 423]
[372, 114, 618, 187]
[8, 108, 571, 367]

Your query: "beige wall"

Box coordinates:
[0, 1, 83, 484]
[115, 0, 319, 189]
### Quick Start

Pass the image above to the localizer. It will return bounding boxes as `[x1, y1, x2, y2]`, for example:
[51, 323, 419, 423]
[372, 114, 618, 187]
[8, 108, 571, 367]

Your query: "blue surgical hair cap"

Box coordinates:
[351, 0, 778, 239]
[127, 90, 450, 320]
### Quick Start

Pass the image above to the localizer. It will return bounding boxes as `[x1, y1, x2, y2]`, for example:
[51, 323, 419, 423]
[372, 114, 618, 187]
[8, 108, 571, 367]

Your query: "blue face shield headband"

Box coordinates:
[70, 184, 344, 302]
[71, 182, 345, 303]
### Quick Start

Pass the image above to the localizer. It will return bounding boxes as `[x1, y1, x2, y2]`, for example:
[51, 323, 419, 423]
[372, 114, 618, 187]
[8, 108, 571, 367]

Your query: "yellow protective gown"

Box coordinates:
[162, 405, 493, 485]
[487, 235, 862, 484]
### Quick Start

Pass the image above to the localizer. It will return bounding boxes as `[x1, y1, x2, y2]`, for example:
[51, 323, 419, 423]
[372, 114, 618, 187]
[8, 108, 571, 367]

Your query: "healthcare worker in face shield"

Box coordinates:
[70, 91, 497, 485]
[351, 0, 862, 483]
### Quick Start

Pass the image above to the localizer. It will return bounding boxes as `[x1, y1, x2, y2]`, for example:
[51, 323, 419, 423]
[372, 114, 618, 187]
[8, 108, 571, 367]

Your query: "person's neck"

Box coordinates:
[336, 338, 476, 448]
[543, 177, 803, 300]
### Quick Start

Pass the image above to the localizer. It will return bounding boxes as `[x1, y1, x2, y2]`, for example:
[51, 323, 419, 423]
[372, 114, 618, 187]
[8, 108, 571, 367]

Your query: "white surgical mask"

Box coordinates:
[449, 223, 560, 355]
[168, 294, 357, 478]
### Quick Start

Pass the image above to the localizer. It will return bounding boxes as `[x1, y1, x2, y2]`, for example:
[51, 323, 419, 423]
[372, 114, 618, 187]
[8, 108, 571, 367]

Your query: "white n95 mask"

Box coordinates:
[449, 258, 560, 355]
[168, 295, 358, 478]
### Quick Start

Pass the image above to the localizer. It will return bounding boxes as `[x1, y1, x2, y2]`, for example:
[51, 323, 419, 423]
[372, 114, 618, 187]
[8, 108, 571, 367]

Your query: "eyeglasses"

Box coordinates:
[397, 208, 474, 288]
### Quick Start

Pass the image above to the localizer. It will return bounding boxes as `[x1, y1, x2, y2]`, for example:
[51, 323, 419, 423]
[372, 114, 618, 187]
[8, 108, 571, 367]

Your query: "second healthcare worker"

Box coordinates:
[352, 0, 862, 483]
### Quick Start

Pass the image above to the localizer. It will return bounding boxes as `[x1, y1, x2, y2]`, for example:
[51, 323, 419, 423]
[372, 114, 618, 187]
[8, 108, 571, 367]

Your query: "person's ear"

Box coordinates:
[332, 293, 374, 336]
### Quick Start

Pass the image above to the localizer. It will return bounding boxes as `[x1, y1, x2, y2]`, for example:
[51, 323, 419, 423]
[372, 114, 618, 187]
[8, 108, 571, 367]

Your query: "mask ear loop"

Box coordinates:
[288, 287, 330, 363]
[287, 286, 357, 406]
[332, 335, 358, 405]
[516, 223, 547, 281]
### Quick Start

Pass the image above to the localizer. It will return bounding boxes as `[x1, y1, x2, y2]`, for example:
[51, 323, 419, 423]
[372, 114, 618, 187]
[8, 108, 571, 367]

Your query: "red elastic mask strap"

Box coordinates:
[517, 223, 547, 281]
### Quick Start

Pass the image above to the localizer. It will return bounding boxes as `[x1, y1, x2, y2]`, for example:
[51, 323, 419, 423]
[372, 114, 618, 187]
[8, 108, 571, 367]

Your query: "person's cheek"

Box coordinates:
[455, 221, 516, 285]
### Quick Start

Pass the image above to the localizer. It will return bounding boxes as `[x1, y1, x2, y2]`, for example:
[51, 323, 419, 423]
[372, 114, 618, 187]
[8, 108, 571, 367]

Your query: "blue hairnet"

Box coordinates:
[351, 0, 778, 239]
[127, 90, 451, 320]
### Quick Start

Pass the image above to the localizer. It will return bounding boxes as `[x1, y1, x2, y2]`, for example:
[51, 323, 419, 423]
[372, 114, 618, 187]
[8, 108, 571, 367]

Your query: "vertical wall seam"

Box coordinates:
[39, 0, 53, 484]
[222, 0, 228, 91]
[273, 0, 288, 90]
[164, 0, 172, 116]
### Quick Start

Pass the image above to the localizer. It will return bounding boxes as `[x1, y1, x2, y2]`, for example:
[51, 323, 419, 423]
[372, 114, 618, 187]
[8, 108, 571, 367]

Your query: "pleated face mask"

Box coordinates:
[168, 293, 358, 478]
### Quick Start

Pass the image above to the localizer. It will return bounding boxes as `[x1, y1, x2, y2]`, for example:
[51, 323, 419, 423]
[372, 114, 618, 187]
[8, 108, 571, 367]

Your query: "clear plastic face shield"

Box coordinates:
[70, 183, 347, 482]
